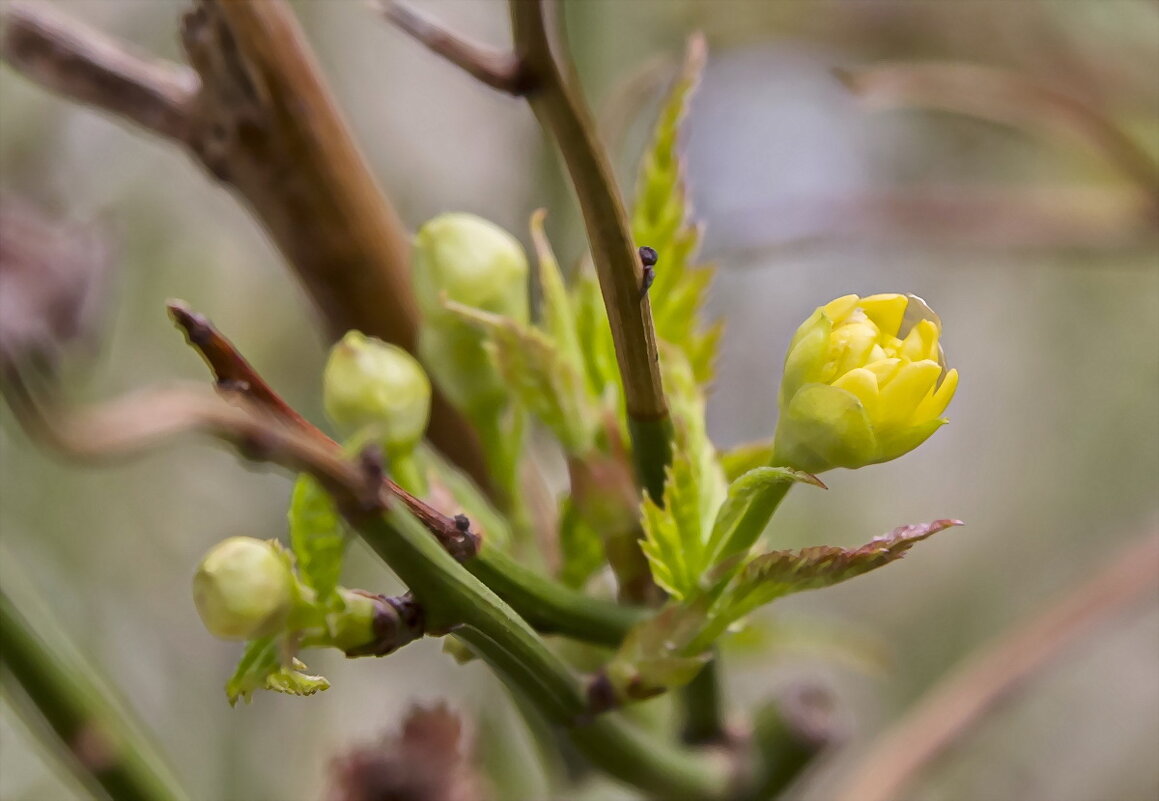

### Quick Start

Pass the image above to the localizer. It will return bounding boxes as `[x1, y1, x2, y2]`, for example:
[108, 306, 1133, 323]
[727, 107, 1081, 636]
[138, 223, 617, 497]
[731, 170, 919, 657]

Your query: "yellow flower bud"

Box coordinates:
[323, 331, 432, 455]
[773, 293, 958, 472]
[192, 537, 296, 640]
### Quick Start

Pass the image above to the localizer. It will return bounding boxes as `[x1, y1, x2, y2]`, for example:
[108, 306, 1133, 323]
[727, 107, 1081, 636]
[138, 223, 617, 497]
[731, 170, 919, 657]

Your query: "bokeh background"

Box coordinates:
[1, 1, 1157, 799]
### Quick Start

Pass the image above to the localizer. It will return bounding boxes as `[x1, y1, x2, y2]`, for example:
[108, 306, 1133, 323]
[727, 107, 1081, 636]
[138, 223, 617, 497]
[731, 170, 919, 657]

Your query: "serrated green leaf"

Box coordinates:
[558, 496, 605, 589]
[444, 301, 600, 455]
[630, 35, 720, 383]
[225, 637, 279, 706]
[639, 349, 726, 599]
[704, 467, 826, 580]
[716, 519, 963, 635]
[288, 473, 350, 604]
[264, 659, 330, 698]
[226, 638, 331, 705]
[603, 600, 711, 702]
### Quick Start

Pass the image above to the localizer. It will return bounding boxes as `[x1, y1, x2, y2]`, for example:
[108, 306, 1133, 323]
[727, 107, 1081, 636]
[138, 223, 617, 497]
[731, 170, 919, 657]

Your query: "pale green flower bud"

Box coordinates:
[323, 331, 431, 455]
[773, 293, 958, 473]
[412, 213, 529, 412]
[193, 537, 295, 640]
[412, 213, 530, 323]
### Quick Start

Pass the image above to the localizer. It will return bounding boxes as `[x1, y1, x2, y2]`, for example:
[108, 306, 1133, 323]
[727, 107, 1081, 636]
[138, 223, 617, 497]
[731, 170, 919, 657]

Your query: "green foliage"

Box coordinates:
[602, 601, 711, 704]
[630, 35, 718, 383]
[702, 519, 964, 647]
[444, 301, 600, 456]
[224, 637, 330, 706]
[287, 474, 350, 606]
[639, 349, 726, 599]
[570, 273, 622, 408]
[558, 497, 605, 589]
[719, 438, 777, 482]
[704, 467, 825, 577]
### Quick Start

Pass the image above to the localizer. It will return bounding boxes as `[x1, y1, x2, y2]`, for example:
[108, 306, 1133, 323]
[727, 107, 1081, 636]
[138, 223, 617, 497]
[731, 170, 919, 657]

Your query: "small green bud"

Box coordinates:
[412, 214, 529, 413]
[322, 331, 432, 454]
[412, 213, 530, 323]
[773, 293, 958, 473]
[193, 537, 296, 641]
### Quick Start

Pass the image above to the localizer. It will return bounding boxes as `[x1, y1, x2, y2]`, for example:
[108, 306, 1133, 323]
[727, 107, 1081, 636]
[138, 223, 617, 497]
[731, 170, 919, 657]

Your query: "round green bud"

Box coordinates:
[411, 214, 529, 413]
[412, 213, 530, 324]
[323, 331, 432, 453]
[192, 537, 295, 641]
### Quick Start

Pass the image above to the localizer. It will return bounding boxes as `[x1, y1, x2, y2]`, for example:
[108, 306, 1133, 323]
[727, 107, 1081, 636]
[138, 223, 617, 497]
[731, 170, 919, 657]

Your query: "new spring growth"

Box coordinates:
[773, 293, 958, 473]
[323, 331, 432, 459]
[412, 213, 529, 413]
[193, 537, 297, 640]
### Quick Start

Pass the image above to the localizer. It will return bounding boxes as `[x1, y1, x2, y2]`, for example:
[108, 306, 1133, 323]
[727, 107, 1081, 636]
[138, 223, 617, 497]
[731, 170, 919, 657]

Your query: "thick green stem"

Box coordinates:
[0, 591, 188, 801]
[358, 504, 731, 799]
[469, 546, 644, 646]
[680, 655, 728, 745]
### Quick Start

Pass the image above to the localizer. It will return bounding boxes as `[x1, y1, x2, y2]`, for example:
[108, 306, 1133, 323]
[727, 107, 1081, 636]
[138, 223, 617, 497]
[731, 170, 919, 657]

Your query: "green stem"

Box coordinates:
[358, 505, 731, 799]
[509, 0, 674, 498]
[680, 655, 727, 745]
[0, 591, 188, 801]
[470, 546, 644, 647]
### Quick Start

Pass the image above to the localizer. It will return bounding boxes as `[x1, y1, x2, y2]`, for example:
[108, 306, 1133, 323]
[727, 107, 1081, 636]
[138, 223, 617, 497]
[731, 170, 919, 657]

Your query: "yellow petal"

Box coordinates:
[831, 367, 880, 416]
[899, 319, 939, 362]
[877, 359, 941, 428]
[821, 295, 861, 323]
[830, 320, 879, 376]
[864, 357, 903, 386]
[857, 294, 908, 337]
[912, 367, 958, 422]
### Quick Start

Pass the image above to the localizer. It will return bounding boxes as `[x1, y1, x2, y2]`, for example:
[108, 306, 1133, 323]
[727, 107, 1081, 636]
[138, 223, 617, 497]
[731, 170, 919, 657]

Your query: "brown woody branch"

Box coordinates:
[0, 0, 491, 491]
[165, 301, 478, 560]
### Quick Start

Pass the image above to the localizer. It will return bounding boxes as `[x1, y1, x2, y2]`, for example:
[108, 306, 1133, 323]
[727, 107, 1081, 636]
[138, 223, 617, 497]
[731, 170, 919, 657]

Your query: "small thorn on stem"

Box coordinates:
[638, 246, 657, 299]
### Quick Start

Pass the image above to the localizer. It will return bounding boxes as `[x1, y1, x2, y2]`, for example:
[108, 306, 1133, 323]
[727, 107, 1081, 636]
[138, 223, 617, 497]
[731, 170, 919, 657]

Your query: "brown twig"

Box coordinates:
[838, 62, 1159, 217]
[0, 0, 491, 491]
[164, 301, 478, 560]
[380, 1, 527, 93]
[0, 1, 197, 140]
[385, 0, 673, 501]
[833, 528, 1159, 801]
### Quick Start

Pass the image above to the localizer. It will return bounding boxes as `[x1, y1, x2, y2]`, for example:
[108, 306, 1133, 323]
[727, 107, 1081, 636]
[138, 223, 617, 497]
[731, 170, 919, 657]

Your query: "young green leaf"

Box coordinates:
[719, 438, 777, 482]
[288, 473, 350, 605]
[599, 600, 711, 705]
[630, 34, 719, 382]
[704, 467, 826, 579]
[570, 273, 622, 406]
[529, 210, 584, 378]
[558, 496, 606, 589]
[639, 349, 726, 599]
[705, 519, 964, 646]
[226, 638, 331, 705]
[444, 301, 600, 456]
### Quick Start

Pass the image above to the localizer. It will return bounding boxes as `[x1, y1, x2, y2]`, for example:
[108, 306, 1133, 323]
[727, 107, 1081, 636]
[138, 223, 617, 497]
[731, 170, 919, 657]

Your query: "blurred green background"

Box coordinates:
[1, 1, 1156, 799]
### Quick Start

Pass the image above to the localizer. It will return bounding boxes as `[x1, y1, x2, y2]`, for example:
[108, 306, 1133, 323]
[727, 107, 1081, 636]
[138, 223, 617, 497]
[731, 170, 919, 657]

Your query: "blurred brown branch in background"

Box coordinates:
[0, 0, 491, 492]
[834, 528, 1159, 801]
[838, 62, 1159, 219]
